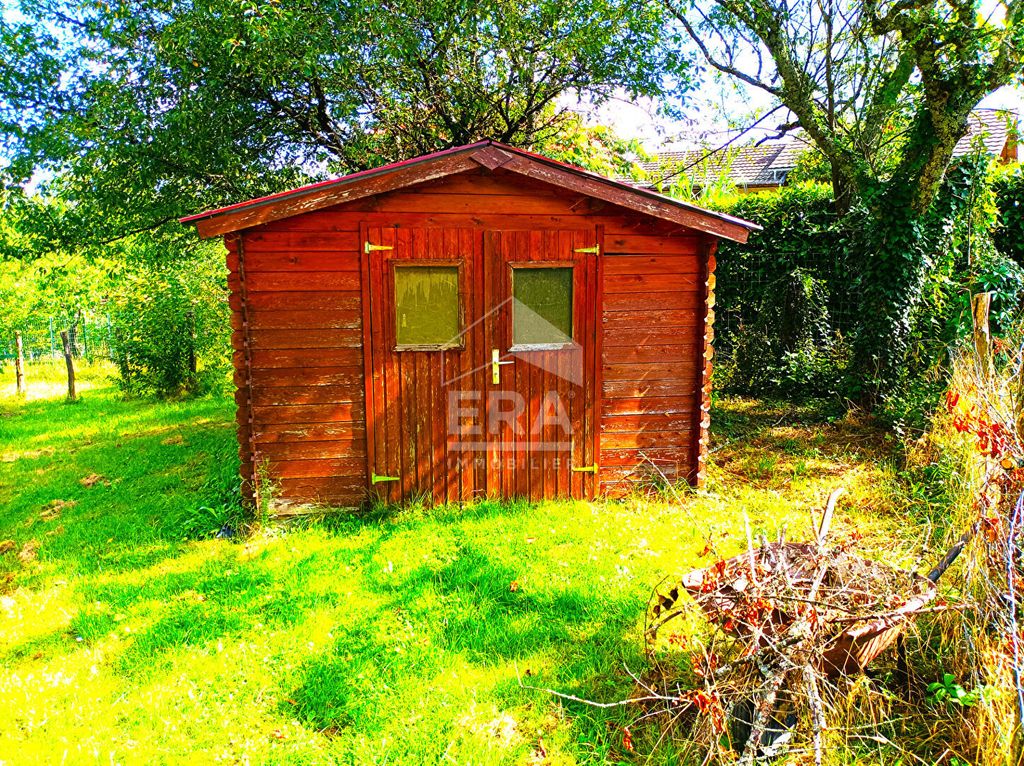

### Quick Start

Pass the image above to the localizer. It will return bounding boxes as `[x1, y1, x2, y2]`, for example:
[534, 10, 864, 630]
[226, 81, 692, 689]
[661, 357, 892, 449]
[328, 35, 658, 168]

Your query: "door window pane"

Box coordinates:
[394, 265, 461, 348]
[512, 267, 573, 346]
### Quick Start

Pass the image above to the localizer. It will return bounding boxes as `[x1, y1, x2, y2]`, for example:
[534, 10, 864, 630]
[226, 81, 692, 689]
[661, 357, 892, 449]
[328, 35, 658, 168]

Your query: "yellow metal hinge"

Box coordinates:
[572, 465, 598, 473]
[371, 472, 400, 484]
[364, 242, 394, 253]
[574, 245, 600, 254]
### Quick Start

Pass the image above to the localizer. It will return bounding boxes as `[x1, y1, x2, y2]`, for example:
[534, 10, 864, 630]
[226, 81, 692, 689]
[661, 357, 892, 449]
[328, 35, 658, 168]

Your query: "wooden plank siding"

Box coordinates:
[599, 226, 705, 495]
[231, 167, 710, 506]
[234, 218, 368, 507]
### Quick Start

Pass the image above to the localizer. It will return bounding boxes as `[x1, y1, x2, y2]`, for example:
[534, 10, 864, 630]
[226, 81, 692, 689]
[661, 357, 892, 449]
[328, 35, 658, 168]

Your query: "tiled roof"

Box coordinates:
[638, 109, 1017, 189]
[953, 109, 1016, 158]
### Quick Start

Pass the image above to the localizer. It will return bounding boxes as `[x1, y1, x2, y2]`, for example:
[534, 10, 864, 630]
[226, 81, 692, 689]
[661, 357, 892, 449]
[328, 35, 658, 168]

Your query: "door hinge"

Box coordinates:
[371, 472, 400, 484]
[572, 465, 598, 473]
[364, 242, 394, 253]
[574, 245, 600, 254]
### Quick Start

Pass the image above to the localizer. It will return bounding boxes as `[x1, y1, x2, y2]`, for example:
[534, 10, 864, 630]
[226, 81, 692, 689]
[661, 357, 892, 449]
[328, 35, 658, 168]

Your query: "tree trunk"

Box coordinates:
[60, 330, 76, 402]
[14, 332, 24, 395]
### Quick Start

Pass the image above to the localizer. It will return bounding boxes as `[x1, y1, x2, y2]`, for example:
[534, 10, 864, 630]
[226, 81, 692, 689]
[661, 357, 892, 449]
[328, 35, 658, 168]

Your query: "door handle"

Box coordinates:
[491, 348, 514, 384]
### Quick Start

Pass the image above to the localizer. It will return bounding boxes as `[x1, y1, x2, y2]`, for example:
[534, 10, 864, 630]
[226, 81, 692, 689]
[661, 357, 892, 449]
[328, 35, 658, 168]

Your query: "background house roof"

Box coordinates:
[638, 108, 1018, 190]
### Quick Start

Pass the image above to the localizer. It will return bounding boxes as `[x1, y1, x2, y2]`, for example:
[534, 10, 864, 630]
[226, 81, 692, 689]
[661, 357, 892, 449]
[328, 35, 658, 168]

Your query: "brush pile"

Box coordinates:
[645, 490, 937, 764]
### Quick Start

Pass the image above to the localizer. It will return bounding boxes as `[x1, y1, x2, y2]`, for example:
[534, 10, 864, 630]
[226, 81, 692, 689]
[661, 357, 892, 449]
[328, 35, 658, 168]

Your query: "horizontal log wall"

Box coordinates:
[599, 227, 705, 494]
[231, 223, 367, 507]
[232, 168, 710, 506]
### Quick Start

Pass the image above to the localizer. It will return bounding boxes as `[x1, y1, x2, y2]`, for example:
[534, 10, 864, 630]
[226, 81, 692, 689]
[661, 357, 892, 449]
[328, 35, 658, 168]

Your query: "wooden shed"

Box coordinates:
[182, 141, 758, 508]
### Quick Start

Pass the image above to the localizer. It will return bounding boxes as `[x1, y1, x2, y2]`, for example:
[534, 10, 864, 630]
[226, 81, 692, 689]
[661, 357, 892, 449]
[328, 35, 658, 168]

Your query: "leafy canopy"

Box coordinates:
[1, 0, 689, 243]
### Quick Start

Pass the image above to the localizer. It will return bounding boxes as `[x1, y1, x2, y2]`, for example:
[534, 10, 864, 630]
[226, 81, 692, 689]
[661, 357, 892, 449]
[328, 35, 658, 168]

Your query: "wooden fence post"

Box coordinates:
[971, 292, 993, 382]
[186, 309, 197, 377]
[14, 332, 24, 395]
[60, 330, 76, 402]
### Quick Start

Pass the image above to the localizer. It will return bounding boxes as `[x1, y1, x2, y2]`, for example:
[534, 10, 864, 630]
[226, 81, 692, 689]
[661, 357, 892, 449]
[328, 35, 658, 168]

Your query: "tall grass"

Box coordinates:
[897, 333, 1024, 765]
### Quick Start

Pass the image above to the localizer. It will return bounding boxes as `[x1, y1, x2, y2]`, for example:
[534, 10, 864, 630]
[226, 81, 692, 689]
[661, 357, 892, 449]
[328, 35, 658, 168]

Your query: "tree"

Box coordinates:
[0, 0, 689, 245]
[663, 0, 1024, 397]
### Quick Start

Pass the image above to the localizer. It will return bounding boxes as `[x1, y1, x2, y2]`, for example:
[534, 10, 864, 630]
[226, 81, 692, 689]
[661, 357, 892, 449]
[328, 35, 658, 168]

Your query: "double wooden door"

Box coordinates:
[362, 225, 599, 504]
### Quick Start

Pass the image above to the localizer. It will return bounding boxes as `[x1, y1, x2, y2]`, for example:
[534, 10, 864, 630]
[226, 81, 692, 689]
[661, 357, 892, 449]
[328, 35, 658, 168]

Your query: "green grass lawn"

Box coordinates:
[0, 363, 922, 765]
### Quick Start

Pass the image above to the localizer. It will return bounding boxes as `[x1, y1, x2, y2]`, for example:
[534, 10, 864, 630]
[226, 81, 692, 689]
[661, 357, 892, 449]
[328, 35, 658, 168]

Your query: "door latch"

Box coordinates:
[371, 472, 400, 485]
[572, 465, 598, 473]
[491, 348, 514, 384]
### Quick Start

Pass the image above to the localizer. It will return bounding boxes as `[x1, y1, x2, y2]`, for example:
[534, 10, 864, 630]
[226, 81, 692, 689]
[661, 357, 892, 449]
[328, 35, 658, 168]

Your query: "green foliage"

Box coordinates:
[992, 164, 1024, 268]
[540, 115, 652, 180]
[670, 0, 1024, 398]
[927, 673, 989, 709]
[0, 0, 690, 244]
[0, 204, 230, 397]
[0, 258, 39, 343]
[715, 183, 851, 396]
[716, 155, 1024, 406]
[728, 268, 851, 396]
[786, 146, 832, 186]
[872, 155, 1020, 417]
[651, 146, 741, 206]
[107, 243, 230, 397]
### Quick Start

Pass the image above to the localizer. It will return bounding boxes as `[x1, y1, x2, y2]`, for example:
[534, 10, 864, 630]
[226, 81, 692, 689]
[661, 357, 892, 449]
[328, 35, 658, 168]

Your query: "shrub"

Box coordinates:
[108, 247, 230, 397]
[992, 164, 1024, 268]
[715, 184, 852, 397]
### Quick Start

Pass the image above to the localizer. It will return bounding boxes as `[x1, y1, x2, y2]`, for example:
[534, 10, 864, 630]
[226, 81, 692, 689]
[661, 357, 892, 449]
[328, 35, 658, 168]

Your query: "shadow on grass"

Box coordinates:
[0, 387, 242, 585]
[287, 539, 642, 743]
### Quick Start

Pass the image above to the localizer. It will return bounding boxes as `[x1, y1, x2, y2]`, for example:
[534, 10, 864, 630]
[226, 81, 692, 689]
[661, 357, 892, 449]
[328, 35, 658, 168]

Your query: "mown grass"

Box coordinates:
[0, 363, 929, 765]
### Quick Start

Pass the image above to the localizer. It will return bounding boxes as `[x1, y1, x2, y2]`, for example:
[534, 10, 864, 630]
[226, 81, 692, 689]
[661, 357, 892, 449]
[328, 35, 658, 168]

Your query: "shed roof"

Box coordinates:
[182, 140, 759, 243]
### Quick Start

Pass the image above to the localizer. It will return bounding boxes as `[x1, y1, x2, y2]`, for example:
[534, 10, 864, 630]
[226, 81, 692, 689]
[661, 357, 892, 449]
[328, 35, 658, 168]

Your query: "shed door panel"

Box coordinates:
[483, 230, 599, 500]
[364, 226, 485, 504]
[364, 225, 598, 504]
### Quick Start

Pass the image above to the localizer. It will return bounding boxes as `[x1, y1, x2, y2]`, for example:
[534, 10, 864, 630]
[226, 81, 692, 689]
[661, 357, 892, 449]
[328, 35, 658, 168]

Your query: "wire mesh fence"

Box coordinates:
[2, 314, 115, 364]
[710, 191, 861, 394]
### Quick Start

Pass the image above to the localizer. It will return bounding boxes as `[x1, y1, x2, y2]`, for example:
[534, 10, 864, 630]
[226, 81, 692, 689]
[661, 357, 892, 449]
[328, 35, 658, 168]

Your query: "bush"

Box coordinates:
[715, 159, 1023, 403]
[108, 246, 230, 397]
[715, 184, 853, 397]
[727, 267, 851, 395]
[992, 164, 1024, 268]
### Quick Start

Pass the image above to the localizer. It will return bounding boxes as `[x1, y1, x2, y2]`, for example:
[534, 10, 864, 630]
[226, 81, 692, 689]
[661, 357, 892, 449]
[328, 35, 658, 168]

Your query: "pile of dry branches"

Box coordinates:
[636, 491, 939, 763]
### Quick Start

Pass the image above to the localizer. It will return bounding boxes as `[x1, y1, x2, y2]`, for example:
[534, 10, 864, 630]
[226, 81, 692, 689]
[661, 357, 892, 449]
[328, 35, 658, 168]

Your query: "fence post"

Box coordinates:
[60, 330, 76, 402]
[14, 332, 24, 395]
[971, 292, 993, 382]
[186, 309, 197, 377]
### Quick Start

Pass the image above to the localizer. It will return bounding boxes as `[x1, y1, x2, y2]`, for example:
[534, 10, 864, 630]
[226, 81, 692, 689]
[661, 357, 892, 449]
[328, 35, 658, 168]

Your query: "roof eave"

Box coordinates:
[182, 141, 759, 243]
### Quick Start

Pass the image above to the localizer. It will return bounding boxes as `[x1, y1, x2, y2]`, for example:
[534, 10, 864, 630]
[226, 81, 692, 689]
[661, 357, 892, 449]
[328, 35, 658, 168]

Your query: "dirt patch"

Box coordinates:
[0, 540, 15, 555]
[18, 540, 38, 564]
[80, 473, 110, 488]
[41, 499, 76, 521]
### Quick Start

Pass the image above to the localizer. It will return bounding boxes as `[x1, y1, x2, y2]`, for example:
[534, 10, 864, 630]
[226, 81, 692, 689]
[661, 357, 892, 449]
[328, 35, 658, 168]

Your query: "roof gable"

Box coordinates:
[181, 141, 758, 243]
